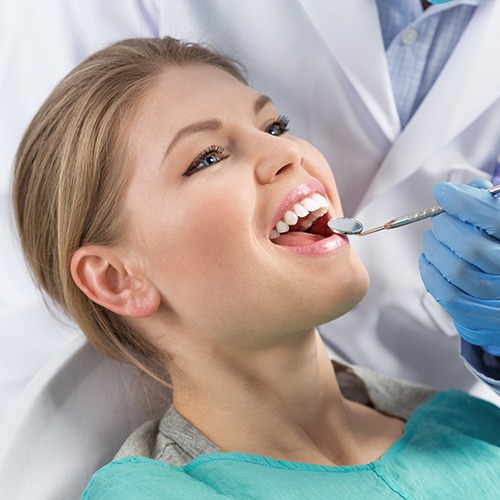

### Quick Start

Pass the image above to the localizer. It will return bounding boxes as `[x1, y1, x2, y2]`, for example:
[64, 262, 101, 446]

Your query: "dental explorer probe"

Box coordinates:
[327, 184, 500, 237]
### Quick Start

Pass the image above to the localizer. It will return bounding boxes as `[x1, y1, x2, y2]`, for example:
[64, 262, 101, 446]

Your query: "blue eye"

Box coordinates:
[184, 145, 226, 176]
[267, 115, 290, 136]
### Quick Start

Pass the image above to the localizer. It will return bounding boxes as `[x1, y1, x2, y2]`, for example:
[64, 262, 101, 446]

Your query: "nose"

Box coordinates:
[254, 135, 303, 184]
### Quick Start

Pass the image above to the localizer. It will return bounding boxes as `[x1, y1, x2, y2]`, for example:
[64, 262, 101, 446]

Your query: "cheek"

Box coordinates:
[153, 192, 267, 335]
[143, 184, 257, 302]
[174, 186, 250, 256]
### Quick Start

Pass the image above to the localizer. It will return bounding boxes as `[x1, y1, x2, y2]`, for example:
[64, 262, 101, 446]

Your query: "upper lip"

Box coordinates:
[270, 179, 332, 231]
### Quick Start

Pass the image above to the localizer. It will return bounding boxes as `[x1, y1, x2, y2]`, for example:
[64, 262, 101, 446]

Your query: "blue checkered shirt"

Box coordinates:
[376, 0, 483, 128]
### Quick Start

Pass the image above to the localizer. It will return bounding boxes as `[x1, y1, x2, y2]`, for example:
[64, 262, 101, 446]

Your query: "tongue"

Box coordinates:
[273, 231, 325, 247]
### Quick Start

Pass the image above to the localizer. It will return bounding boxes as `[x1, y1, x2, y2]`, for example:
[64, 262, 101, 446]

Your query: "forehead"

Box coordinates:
[124, 63, 268, 173]
[141, 64, 260, 118]
[125, 63, 265, 154]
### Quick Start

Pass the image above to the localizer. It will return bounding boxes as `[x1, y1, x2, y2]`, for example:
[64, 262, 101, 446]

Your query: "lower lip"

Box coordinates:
[275, 233, 349, 256]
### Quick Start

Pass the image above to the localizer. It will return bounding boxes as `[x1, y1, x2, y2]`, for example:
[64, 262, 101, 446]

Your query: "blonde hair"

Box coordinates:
[12, 37, 246, 383]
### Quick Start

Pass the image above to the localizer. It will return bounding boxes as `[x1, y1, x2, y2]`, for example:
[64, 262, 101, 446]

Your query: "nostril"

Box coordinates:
[257, 159, 295, 184]
[276, 163, 292, 176]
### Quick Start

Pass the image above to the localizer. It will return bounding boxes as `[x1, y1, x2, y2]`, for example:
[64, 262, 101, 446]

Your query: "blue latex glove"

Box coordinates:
[419, 178, 500, 355]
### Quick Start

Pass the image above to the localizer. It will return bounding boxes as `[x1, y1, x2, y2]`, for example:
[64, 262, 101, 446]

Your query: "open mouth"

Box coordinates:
[270, 193, 334, 247]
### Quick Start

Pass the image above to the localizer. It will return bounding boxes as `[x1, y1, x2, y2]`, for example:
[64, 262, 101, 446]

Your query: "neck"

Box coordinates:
[170, 329, 397, 465]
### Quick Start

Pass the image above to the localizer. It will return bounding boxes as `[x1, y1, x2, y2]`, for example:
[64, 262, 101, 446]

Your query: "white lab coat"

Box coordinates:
[1, 0, 499, 418]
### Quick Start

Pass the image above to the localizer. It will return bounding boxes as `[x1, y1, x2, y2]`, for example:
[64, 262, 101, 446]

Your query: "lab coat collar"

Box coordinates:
[360, 0, 500, 207]
[298, 0, 401, 143]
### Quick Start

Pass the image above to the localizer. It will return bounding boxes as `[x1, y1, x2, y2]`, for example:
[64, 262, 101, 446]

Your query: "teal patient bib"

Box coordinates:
[83, 390, 500, 499]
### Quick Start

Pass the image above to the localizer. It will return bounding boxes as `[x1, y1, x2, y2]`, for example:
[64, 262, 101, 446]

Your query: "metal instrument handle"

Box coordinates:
[384, 183, 500, 231]
[385, 205, 444, 229]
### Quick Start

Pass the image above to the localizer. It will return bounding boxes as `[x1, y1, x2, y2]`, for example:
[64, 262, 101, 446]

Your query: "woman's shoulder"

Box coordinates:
[82, 456, 230, 499]
[114, 405, 220, 466]
[113, 419, 160, 460]
[333, 360, 437, 419]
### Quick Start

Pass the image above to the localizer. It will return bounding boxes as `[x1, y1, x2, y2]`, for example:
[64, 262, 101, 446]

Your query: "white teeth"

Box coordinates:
[312, 193, 328, 207]
[293, 203, 309, 218]
[300, 219, 313, 230]
[302, 197, 321, 212]
[284, 210, 299, 226]
[276, 220, 289, 233]
[270, 191, 331, 239]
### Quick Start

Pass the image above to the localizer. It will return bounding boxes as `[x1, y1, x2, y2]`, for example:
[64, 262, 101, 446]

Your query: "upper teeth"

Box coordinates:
[270, 193, 329, 239]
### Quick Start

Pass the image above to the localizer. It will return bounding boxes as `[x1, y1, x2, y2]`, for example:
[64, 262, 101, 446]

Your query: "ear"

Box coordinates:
[70, 246, 161, 318]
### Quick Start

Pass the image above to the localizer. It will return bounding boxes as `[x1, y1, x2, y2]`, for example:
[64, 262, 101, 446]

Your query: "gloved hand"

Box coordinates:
[419, 178, 500, 356]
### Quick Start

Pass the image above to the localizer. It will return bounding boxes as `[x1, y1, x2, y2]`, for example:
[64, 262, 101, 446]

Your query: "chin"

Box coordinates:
[320, 258, 370, 324]
[348, 259, 370, 308]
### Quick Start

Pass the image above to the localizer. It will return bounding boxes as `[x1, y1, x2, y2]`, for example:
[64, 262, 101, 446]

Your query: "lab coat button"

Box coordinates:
[401, 27, 418, 46]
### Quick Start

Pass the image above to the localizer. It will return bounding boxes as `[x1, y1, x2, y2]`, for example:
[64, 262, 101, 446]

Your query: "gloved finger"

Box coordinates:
[419, 254, 500, 346]
[432, 181, 500, 238]
[419, 253, 464, 312]
[453, 321, 500, 348]
[468, 177, 493, 189]
[430, 213, 500, 274]
[422, 231, 500, 299]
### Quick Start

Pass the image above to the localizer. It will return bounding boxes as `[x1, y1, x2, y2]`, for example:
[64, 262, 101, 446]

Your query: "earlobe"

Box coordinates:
[70, 246, 161, 318]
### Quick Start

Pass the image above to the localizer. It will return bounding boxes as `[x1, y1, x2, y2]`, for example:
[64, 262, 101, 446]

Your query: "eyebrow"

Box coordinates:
[162, 94, 273, 164]
[163, 119, 222, 162]
[254, 94, 272, 114]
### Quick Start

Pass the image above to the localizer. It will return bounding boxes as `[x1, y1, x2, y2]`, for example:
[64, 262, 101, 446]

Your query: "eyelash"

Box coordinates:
[268, 115, 290, 136]
[184, 145, 227, 177]
[183, 115, 291, 176]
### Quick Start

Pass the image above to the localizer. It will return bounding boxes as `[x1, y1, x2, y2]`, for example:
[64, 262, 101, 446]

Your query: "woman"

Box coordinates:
[12, 37, 499, 499]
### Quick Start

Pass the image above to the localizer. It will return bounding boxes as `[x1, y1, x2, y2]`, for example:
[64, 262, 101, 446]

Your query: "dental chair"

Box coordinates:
[0, 335, 168, 499]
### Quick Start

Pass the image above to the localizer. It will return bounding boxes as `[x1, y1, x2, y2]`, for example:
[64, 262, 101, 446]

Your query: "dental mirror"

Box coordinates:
[327, 217, 364, 235]
[327, 183, 500, 237]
